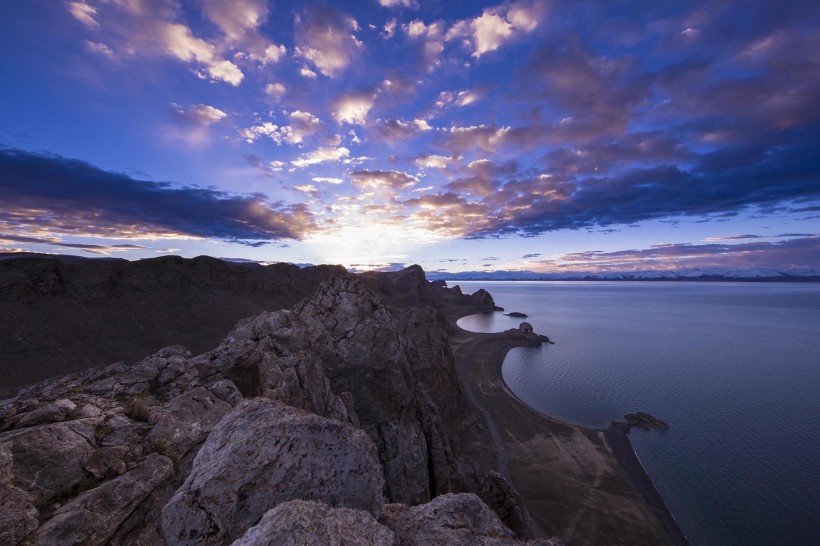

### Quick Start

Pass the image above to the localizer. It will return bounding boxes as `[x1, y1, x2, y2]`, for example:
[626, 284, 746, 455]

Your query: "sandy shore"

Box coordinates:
[443, 308, 688, 546]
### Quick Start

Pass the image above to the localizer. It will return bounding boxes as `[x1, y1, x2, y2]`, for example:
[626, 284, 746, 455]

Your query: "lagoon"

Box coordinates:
[456, 281, 820, 546]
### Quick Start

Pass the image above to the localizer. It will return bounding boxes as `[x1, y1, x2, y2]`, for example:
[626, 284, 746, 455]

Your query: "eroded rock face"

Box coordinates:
[161, 398, 384, 545]
[231, 500, 395, 546]
[0, 266, 542, 546]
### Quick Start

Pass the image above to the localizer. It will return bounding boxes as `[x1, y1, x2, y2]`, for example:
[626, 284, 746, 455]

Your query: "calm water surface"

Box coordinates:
[456, 281, 820, 546]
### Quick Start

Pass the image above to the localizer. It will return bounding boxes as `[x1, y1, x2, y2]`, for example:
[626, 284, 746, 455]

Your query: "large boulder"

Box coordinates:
[231, 500, 395, 546]
[161, 398, 384, 545]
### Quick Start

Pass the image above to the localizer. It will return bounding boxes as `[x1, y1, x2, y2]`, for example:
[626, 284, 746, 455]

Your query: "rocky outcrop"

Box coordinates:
[505, 322, 553, 346]
[162, 399, 383, 545]
[232, 500, 395, 546]
[0, 266, 543, 545]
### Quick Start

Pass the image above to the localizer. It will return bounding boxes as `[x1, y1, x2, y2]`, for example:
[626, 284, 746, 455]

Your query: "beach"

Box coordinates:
[443, 307, 687, 545]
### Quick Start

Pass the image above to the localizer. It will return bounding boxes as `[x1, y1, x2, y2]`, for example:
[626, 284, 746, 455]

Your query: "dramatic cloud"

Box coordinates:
[0, 147, 315, 241]
[295, 7, 362, 77]
[0, 234, 145, 255]
[553, 236, 820, 271]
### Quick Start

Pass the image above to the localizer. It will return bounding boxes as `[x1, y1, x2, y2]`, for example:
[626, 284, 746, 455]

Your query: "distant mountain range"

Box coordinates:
[426, 266, 820, 282]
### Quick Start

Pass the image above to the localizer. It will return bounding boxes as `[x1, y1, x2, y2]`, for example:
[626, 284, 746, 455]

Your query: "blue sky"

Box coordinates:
[1, 0, 819, 273]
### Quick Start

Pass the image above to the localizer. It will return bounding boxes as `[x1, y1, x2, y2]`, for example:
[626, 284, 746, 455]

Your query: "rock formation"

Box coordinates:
[0, 262, 555, 545]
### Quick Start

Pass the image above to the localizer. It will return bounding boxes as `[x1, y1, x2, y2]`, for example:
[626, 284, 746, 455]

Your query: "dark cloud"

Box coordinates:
[555, 236, 820, 271]
[522, 253, 540, 258]
[0, 234, 145, 255]
[0, 147, 316, 242]
[405, 123, 820, 238]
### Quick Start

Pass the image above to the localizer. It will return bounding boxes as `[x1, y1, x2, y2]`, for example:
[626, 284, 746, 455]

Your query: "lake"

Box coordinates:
[456, 281, 820, 546]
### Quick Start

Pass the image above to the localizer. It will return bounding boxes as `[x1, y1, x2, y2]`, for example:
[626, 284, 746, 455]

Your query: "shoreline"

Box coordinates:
[444, 307, 688, 545]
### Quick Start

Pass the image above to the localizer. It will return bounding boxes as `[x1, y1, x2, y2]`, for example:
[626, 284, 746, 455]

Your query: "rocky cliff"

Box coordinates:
[0, 260, 559, 545]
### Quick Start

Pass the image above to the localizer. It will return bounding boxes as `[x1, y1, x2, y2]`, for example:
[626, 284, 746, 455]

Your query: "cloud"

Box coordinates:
[413, 154, 456, 170]
[264, 82, 286, 98]
[446, 0, 546, 58]
[403, 19, 446, 71]
[703, 234, 763, 241]
[295, 7, 362, 77]
[349, 170, 418, 190]
[67, 1, 99, 28]
[374, 119, 433, 141]
[161, 23, 244, 85]
[378, 0, 418, 8]
[85, 40, 114, 57]
[64, 1, 246, 85]
[523, 253, 541, 258]
[332, 89, 377, 125]
[312, 177, 343, 184]
[0, 147, 315, 242]
[291, 146, 350, 168]
[239, 110, 322, 145]
[516, 41, 654, 139]
[169, 103, 227, 125]
[0, 234, 145, 255]
[553, 236, 820, 271]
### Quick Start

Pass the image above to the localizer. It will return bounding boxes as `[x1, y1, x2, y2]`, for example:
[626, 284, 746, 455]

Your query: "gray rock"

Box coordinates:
[29, 453, 173, 546]
[83, 446, 129, 479]
[16, 398, 77, 428]
[381, 493, 518, 545]
[231, 500, 395, 546]
[0, 444, 39, 545]
[161, 398, 384, 545]
[0, 418, 98, 507]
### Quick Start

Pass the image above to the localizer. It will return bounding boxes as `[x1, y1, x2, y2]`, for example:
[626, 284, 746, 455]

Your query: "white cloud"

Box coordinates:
[161, 23, 244, 85]
[295, 8, 363, 77]
[68, 1, 99, 28]
[332, 89, 377, 125]
[312, 177, 344, 184]
[170, 103, 228, 125]
[239, 110, 321, 145]
[264, 82, 286, 98]
[300, 67, 317, 79]
[383, 18, 397, 39]
[293, 184, 320, 196]
[446, 0, 546, 58]
[378, 0, 418, 7]
[269, 160, 286, 172]
[201, 0, 268, 40]
[292, 146, 350, 168]
[350, 170, 419, 190]
[85, 40, 114, 58]
[414, 154, 454, 169]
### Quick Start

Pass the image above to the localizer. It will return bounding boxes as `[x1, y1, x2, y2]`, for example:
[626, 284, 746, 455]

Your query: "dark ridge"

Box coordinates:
[0, 253, 346, 395]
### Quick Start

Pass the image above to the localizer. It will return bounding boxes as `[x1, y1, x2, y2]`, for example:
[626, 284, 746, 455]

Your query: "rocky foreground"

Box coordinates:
[0, 260, 564, 545]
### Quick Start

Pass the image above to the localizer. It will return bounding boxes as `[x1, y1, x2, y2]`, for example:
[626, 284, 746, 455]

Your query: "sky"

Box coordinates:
[1, 0, 819, 274]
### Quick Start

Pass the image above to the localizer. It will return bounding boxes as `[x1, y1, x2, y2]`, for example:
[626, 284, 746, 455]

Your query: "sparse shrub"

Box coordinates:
[125, 392, 152, 422]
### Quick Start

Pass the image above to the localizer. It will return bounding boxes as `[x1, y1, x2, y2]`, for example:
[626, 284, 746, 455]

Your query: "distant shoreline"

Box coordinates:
[439, 277, 820, 283]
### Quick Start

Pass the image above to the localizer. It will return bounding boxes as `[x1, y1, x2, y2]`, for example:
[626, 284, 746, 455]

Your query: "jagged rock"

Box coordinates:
[0, 444, 39, 545]
[0, 418, 99, 507]
[519, 322, 534, 333]
[161, 398, 384, 545]
[381, 493, 520, 545]
[469, 288, 496, 308]
[29, 453, 173, 546]
[231, 500, 395, 546]
[477, 471, 538, 540]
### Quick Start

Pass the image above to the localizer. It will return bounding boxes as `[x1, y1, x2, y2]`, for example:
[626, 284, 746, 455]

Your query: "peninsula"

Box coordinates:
[1, 255, 683, 545]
